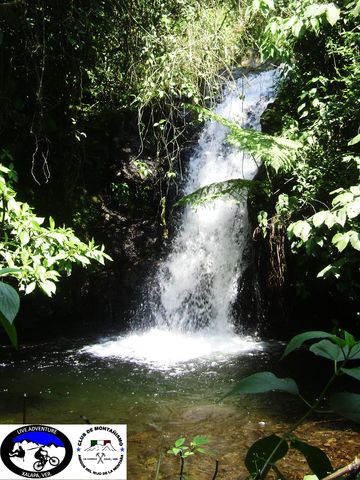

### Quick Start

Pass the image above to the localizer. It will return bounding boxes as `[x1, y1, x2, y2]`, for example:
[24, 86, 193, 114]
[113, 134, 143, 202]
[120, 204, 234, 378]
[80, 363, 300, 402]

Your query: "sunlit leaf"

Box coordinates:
[191, 436, 208, 446]
[348, 133, 360, 146]
[325, 4, 341, 26]
[174, 438, 186, 448]
[312, 211, 328, 227]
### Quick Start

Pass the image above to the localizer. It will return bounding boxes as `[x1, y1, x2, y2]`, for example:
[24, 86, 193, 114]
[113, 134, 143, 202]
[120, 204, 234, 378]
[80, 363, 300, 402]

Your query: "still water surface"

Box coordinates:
[0, 333, 358, 479]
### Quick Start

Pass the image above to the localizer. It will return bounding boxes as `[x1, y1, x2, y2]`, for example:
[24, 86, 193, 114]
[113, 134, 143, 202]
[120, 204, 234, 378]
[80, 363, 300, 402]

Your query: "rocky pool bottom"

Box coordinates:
[0, 332, 359, 479]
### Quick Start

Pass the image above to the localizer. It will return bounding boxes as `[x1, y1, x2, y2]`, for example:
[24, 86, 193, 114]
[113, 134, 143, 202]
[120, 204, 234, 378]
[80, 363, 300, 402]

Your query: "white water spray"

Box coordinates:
[83, 69, 278, 368]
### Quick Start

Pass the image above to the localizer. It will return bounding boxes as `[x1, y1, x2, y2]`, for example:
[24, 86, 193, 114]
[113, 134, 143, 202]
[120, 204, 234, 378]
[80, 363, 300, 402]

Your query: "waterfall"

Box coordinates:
[83, 69, 278, 368]
[152, 69, 278, 333]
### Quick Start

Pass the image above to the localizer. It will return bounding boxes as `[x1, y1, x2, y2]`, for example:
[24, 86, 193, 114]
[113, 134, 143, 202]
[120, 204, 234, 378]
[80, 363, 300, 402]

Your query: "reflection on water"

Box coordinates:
[0, 337, 359, 479]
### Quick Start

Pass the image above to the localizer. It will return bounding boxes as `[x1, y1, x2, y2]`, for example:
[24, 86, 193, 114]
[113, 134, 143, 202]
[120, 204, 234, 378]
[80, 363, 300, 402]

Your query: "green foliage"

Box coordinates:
[222, 371, 299, 397]
[249, 0, 342, 62]
[223, 329, 360, 479]
[177, 178, 257, 208]
[0, 165, 111, 298]
[0, 164, 111, 344]
[0, 273, 20, 348]
[167, 435, 217, 479]
[192, 106, 302, 173]
[242, 0, 360, 316]
[167, 435, 210, 459]
[245, 434, 288, 477]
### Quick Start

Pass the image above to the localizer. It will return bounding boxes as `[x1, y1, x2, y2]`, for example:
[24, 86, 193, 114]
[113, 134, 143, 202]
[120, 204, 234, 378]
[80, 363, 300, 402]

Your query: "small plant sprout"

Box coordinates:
[167, 435, 218, 479]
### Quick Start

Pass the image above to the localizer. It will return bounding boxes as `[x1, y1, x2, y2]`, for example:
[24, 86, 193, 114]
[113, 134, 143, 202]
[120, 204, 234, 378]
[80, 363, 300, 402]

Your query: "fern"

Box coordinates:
[176, 178, 261, 208]
[177, 105, 301, 208]
[192, 105, 302, 173]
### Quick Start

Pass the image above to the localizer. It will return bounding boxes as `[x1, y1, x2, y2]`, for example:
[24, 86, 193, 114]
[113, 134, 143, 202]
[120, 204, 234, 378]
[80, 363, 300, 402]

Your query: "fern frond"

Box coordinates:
[176, 178, 261, 208]
[192, 105, 302, 173]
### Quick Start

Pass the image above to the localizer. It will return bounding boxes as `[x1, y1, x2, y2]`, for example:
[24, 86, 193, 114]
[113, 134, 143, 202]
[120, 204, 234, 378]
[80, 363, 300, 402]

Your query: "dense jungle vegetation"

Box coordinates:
[0, 0, 359, 341]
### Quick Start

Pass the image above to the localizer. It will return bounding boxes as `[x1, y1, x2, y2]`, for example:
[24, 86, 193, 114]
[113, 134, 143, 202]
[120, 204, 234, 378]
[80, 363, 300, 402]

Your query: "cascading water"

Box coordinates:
[84, 69, 279, 368]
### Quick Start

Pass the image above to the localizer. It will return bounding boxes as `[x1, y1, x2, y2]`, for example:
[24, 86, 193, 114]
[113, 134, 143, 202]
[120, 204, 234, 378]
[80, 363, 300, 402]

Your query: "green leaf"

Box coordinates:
[191, 435, 208, 446]
[309, 339, 346, 361]
[317, 264, 333, 278]
[25, 282, 36, 295]
[282, 331, 333, 358]
[341, 367, 360, 381]
[245, 434, 288, 476]
[19, 231, 30, 245]
[350, 232, 360, 251]
[222, 371, 299, 398]
[0, 281, 20, 323]
[332, 232, 350, 253]
[329, 392, 360, 423]
[40, 280, 56, 297]
[290, 220, 312, 241]
[0, 313, 18, 348]
[0, 267, 21, 276]
[325, 4, 340, 26]
[348, 133, 360, 146]
[290, 439, 332, 478]
[312, 211, 328, 228]
[347, 200, 360, 219]
[174, 438, 186, 448]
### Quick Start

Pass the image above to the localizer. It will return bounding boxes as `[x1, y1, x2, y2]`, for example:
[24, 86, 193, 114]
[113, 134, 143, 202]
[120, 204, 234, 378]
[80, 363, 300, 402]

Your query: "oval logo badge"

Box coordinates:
[1, 425, 73, 478]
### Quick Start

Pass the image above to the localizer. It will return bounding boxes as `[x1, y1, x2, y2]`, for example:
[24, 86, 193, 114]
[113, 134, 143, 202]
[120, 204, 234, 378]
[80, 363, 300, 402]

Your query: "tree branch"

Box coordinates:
[322, 456, 360, 480]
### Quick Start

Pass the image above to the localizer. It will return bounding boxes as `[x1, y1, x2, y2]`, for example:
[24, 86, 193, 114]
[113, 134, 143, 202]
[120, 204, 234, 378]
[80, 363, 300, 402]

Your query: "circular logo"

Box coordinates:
[77, 426, 125, 475]
[1, 425, 73, 478]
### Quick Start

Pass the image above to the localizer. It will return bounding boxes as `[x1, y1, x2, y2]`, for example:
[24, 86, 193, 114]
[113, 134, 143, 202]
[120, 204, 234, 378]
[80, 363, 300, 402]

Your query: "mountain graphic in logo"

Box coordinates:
[85, 440, 116, 452]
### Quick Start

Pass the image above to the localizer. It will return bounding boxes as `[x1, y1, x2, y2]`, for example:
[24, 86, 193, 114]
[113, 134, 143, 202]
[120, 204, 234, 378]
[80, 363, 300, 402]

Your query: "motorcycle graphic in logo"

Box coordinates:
[1, 425, 73, 478]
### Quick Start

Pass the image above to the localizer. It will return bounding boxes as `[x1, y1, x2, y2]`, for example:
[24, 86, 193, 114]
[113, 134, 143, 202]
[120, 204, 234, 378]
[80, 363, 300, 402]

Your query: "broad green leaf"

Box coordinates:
[332, 191, 353, 207]
[174, 438, 186, 448]
[353, 0, 360, 16]
[312, 211, 328, 227]
[0, 313, 18, 348]
[347, 200, 360, 219]
[290, 220, 312, 241]
[329, 392, 360, 423]
[0, 282, 20, 323]
[191, 436, 208, 446]
[290, 439, 332, 478]
[40, 280, 56, 297]
[19, 231, 30, 245]
[325, 4, 340, 26]
[341, 367, 360, 381]
[350, 232, 360, 251]
[245, 434, 288, 475]
[25, 282, 36, 295]
[222, 371, 299, 398]
[317, 265, 334, 278]
[309, 340, 345, 361]
[348, 133, 360, 146]
[332, 232, 349, 253]
[324, 212, 337, 228]
[0, 267, 21, 276]
[348, 344, 360, 359]
[282, 331, 333, 358]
